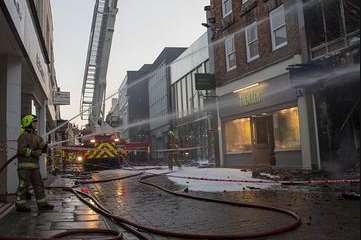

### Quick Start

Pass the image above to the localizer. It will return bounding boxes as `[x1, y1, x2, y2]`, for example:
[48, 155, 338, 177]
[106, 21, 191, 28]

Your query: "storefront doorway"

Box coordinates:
[223, 106, 301, 168]
[251, 115, 275, 167]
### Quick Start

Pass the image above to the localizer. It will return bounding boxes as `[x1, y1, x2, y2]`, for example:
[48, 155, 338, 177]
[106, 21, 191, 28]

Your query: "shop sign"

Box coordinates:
[195, 73, 216, 90]
[239, 89, 263, 107]
[54, 92, 70, 105]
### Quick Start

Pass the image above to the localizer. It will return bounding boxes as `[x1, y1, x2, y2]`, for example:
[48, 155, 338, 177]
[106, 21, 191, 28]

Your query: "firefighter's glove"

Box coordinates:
[24, 148, 32, 157]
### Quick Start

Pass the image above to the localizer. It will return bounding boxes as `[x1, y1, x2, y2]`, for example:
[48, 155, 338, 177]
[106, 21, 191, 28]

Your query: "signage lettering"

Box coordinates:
[239, 89, 263, 107]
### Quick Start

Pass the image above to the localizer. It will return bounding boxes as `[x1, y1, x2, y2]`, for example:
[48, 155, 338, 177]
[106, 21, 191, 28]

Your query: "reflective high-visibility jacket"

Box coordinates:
[17, 129, 46, 169]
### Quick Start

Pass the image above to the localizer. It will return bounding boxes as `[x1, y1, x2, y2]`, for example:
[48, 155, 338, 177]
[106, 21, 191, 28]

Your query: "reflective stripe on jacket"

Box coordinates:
[17, 129, 45, 169]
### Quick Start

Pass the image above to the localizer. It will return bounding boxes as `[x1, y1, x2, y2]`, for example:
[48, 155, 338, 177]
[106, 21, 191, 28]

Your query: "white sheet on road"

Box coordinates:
[161, 167, 280, 192]
[141, 167, 280, 192]
[94, 167, 280, 193]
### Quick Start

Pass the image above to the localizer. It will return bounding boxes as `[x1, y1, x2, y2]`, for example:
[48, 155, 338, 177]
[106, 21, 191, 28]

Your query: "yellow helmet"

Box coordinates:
[21, 115, 38, 129]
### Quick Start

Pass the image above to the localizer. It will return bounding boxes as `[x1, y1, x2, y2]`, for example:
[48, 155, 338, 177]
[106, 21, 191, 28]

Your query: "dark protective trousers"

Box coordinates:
[168, 151, 181, 170]
[16, 169, 47, 207]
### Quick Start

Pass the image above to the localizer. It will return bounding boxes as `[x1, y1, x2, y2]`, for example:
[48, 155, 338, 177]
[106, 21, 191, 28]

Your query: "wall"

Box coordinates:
[171, 33, 209, 85]
[210, 0, 303, 87]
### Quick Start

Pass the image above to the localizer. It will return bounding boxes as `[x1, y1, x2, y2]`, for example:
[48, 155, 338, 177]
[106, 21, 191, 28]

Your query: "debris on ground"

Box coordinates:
[342, 192, 361, 200]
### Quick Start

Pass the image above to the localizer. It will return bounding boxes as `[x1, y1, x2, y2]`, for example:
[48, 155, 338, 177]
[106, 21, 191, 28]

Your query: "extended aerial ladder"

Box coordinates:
[80, 0, 118, 130]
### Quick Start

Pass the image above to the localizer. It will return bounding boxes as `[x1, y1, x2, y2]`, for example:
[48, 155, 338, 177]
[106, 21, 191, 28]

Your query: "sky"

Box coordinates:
[51, 0, 210, 127]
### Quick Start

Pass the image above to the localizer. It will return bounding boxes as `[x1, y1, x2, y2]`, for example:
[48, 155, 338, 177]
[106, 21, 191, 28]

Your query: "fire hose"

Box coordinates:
[1, 153, 360, 239]
[0, 154, 302, 239]
[70, 170, 302, 239]
[0, 154, 124, 240]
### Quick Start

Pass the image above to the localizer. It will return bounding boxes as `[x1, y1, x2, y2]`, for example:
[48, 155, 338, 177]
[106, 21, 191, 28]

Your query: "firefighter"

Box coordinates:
[167, 130, 182, 171]
[16, 114, 54, 212]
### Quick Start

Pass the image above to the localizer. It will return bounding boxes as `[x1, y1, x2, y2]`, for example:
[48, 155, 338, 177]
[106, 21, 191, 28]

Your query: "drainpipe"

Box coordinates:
[204, 5, 224, 167]
[216, 98, 224, 167]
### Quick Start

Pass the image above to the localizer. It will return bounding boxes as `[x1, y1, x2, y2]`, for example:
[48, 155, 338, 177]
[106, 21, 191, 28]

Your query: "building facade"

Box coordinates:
[289, 0, 360, 172]
[126, 65, 153, 144]
[170, 33, 213, 164]
[106, 98, 121, 128]
[148, 48, 186, 161]
[208, 0, 317, 169]
[117, 79, 129, 139]
[0, 0, 60, 196]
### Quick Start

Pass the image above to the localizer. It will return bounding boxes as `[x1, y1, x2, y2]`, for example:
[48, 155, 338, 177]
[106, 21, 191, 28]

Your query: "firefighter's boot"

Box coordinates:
[38, 203, 55, 211]
[16, 204, 31, 212]
[26, 191, 32, 200]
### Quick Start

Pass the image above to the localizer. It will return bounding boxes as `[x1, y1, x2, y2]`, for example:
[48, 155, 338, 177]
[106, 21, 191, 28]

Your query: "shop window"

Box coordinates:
[273, 107, 301, 151]
[225, 118, 252, 153]
[270, 5, 288, 50]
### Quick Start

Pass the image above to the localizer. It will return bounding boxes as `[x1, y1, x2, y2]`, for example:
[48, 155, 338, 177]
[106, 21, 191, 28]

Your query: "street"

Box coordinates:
[88, 169, 360, 240]
[0, 0, 360, 239]
[0, 167, 359, 239]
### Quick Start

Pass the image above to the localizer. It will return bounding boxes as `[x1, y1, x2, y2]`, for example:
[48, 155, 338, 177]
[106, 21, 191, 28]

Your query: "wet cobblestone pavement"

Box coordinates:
[0, 171, 358, 240]
[0, 175, 137, 240]
[89, 170, 360, 240]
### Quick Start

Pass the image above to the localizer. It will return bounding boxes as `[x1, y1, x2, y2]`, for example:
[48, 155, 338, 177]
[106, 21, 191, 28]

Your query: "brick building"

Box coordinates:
[208, 0, 316, 169]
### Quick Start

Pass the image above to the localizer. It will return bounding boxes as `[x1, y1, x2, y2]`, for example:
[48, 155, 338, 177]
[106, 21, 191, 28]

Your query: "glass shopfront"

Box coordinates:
[171, 60, 211, 164]
[225, 118, 252, 153]
[224, 106, 301, 165]
[273, 107, 301, 151]
[176, 118, 209, 163]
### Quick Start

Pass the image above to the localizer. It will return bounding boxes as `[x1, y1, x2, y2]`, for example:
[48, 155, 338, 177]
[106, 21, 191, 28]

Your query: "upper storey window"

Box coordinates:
[270, 5, 288, 51]
[222, 0, 233, 17]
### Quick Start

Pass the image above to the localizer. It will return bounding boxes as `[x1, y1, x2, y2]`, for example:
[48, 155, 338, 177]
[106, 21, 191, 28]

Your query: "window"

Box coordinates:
[182, 79, 188, 117]
[192, 70, 199, 112]
[186, 75, 193, 114]
[270, 5, 288, 50]
[344, 0, 360, 34]
[222, 0, 233, 17]
[273, 107, 301, 151]
[177, 81, 182, 118]
[225, 35, 236, 71]
[225, 118, 252, 153]
[197, 65, 206, 110]
[245, 22, 259, 62]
